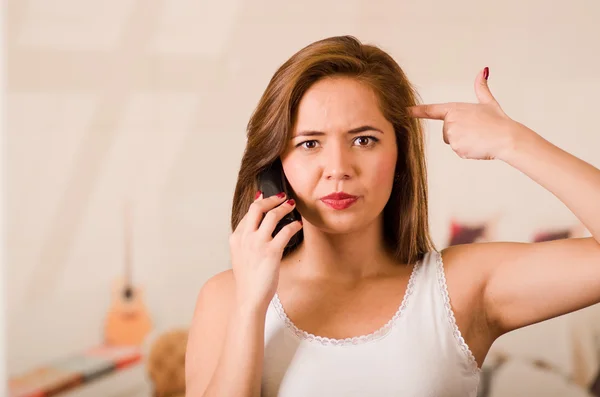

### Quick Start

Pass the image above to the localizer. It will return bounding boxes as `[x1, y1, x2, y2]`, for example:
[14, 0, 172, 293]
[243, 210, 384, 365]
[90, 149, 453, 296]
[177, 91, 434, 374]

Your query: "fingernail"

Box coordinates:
[483, 67, 489, 80]
[286, 199, 295, 206]
[254, 190, 262, 200]
[276, 192, 286, 198]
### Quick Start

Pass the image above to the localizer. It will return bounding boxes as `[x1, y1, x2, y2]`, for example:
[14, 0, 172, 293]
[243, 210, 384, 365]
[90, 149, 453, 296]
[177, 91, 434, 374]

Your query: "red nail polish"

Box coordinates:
[254, 190, 262, 200]
[483, 67, 489, 80]
[276, 192, 286, 198]
[286, 199, 295, 206]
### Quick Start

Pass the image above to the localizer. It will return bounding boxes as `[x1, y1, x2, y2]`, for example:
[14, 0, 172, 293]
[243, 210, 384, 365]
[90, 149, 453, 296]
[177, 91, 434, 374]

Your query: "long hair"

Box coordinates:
[231, 35, 435, 264]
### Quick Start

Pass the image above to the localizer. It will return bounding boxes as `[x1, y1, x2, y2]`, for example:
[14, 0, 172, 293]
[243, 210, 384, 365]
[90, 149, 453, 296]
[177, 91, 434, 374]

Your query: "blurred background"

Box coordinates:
[4, 0, 600, 396]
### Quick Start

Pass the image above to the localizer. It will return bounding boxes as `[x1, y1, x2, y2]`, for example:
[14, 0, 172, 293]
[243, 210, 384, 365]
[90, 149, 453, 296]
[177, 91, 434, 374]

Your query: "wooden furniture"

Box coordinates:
[8, 345, 146, 397]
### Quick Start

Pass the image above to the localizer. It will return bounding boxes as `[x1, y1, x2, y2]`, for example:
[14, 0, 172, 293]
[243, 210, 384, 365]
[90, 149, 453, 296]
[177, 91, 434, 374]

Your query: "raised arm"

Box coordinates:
[410, 67, 600, 337]
[467, 118, 600, 335]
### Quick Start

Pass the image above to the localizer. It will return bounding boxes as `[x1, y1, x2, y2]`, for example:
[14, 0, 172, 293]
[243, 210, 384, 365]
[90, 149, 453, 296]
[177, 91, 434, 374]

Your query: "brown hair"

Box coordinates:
[230, 35, 435, 264]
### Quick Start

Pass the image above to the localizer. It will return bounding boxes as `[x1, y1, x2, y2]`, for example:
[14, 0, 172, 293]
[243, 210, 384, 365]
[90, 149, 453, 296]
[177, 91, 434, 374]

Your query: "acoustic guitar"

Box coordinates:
[104, 201, 152, 346]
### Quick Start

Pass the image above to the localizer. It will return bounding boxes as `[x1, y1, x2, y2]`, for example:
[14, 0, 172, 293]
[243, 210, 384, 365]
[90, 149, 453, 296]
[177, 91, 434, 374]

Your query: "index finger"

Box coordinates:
[247, 192, 288, 230]
[408, 103, 452, 120]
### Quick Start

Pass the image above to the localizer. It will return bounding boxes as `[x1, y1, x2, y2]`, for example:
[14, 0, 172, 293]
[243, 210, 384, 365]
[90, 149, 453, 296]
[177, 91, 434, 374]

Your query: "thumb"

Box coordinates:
[475, 67, 497, 105]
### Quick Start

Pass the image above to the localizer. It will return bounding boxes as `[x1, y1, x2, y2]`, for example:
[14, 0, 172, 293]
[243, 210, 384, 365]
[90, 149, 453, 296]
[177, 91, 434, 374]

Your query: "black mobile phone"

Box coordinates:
[257, 160, 302, 249]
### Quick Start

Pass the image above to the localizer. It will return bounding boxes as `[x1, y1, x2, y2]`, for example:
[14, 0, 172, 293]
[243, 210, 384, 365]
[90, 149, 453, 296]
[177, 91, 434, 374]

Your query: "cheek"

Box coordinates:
[372, 164, 395, 190]
[281, 157, 309, 196]
[285, 172, 306, 195]
[371, 152, 397, 188]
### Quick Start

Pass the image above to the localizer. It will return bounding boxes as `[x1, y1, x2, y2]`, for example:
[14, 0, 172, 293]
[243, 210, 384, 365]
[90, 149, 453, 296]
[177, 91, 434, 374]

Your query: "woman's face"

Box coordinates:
[281, 77, 398, 234]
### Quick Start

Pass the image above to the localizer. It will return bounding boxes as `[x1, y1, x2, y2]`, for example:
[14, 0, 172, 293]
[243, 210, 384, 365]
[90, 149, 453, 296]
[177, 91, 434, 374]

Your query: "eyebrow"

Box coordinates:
[294, 125, 384, 137]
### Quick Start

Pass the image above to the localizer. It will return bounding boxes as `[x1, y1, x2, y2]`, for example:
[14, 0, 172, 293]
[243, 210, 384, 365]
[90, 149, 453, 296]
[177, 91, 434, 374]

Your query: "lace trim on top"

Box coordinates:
[435, 251, 482, 375]
[271, 260, 423, 347]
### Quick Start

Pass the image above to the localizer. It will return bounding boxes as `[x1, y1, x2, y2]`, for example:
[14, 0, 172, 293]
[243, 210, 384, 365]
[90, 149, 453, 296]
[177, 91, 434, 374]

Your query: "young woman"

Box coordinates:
[184, 35, 600, 396]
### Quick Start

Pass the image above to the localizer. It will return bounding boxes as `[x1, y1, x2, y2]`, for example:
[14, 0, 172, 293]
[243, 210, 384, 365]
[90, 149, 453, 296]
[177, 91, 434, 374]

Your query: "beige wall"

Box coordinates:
[1, 1, 7, 392]
[6, 0, 600, 393]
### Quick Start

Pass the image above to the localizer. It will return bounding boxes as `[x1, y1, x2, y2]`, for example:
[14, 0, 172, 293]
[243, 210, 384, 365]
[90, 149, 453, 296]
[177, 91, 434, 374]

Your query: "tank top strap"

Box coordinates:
[410, 250, 480, 374]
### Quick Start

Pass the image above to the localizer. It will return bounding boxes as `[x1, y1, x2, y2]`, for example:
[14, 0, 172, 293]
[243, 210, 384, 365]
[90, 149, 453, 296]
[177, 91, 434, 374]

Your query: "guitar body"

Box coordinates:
[104, 277, 152, 346]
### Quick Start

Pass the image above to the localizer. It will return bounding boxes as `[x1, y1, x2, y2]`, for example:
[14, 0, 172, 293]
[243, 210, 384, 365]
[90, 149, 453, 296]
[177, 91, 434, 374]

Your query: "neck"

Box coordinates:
[285, 215, 399, 282]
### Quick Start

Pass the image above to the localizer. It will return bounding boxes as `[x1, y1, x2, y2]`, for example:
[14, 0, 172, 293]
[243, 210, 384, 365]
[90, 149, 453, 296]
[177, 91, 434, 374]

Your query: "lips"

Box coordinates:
[320, 192, 359, 210]
[320, 192, 358, 200]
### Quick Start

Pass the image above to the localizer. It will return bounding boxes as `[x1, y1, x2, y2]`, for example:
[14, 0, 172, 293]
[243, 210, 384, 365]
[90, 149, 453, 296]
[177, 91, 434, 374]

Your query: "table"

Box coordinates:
[9, 345, 151, 397]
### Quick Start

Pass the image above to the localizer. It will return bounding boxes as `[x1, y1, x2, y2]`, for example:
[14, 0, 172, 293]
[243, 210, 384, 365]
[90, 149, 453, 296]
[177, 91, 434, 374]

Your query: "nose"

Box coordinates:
[323, 143, 353, 181]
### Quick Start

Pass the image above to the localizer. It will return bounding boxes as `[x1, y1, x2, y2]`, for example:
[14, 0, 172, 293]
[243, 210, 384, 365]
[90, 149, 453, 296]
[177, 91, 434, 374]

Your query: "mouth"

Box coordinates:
[320, 192, 359, 210]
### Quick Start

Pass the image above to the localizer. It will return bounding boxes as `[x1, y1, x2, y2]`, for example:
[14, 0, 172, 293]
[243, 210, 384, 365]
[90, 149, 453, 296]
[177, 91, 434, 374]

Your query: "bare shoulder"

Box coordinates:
[439, 242, 507, 312]
[445, 237, 600, 336]
[196, 269, 236, 306]
[188, 268, 236, 335]
[185, 269, 236, 393]
[439, 242, 496, 286]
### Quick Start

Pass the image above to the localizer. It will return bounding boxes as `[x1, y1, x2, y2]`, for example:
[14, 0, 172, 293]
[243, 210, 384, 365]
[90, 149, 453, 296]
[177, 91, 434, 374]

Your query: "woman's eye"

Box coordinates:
[354, 136, 379, 146]
[298, 140, 319, 149]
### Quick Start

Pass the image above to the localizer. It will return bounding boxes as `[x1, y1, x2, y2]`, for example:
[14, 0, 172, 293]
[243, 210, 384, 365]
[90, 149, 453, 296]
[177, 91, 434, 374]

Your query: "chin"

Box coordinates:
[309, 210, 381, 235]
[297, 197, 386, 234]
[319, 221, 362, 235]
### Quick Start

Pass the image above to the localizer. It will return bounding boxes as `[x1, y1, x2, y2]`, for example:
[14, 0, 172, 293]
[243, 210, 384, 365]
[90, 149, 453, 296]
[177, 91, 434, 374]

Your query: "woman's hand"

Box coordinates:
[409, 67, 531, 161]
[229, 191, 303, 312]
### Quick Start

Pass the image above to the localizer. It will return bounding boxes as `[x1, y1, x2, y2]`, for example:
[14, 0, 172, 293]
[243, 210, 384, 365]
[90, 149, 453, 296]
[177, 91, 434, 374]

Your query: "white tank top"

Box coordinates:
[261, 250, 481, 396]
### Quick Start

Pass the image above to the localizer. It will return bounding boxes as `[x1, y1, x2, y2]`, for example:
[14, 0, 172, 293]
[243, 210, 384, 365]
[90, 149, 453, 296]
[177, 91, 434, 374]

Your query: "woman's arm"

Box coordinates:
[472, 122, 600, 335]
[186, 192, 302, 396]
[410, 67, 600, 337]
[500, 123, 600, 243]
[185, 270, 267, 397]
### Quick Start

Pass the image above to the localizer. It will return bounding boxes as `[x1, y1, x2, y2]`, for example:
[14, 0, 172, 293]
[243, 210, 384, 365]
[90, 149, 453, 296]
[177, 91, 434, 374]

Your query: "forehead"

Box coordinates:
[293, 77, 386, 130]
